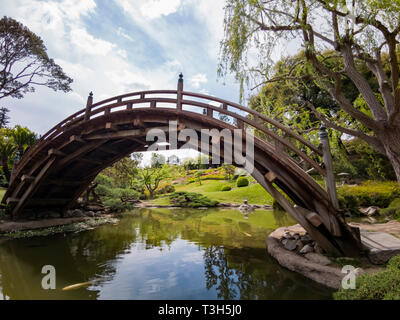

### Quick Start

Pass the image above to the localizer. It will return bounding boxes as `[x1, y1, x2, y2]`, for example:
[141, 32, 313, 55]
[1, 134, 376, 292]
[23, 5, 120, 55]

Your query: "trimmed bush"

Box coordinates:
[380, 198, 400, 219]
[221, 185, 232, 192]
[337, 181, 400, 215]
[334, 254, 400, 300]
[103, 198, 134, 212]
[236, 177, 249, 187]
[156, 184, 175, 195]
[169, 191, 218, 207]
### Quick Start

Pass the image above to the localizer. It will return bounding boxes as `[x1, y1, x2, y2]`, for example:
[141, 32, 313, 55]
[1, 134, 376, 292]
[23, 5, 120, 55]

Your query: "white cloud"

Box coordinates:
[2, 0, 241, 135]
[70, 28, 116, 56]
[116, 49, 128, 59]
[190, 73, 207, 88]
[140, 0, 183, 19]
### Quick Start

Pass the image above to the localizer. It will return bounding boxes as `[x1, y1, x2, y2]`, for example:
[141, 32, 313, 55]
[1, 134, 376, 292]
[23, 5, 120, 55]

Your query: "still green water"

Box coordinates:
[0, 208, 333, 300]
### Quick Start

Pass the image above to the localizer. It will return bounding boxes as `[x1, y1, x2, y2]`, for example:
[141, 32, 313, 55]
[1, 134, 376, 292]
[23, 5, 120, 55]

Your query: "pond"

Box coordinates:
[0, 208, 333, 300]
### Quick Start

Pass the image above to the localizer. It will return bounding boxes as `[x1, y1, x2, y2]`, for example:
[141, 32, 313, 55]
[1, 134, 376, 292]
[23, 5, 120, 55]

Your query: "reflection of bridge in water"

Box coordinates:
[2, 75, 360, 256]
[0, 208, 332, 299]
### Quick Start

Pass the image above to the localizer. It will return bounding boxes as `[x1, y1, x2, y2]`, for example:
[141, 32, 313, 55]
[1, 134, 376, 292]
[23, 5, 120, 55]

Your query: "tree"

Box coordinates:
[0, 16, 72, 101]
[0, 134, 16, 183]
[9, 125, 37, 159]
[220, 0, 400, 185]
[0, 107, 9, 128]
[221, 164, 235, 180]
[102, 153, 143, 188]
[195, 171, 203, 185]
[137, 165, 170, 198]
[150, 153, 166, 168]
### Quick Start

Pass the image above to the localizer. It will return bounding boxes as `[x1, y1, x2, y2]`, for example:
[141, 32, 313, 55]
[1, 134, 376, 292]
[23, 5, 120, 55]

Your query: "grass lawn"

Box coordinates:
[151, 179, 274, 205]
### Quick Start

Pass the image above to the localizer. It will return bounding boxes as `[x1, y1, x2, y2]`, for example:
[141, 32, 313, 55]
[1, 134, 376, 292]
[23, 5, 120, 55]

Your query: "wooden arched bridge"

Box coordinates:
[2, 75, 361, 256]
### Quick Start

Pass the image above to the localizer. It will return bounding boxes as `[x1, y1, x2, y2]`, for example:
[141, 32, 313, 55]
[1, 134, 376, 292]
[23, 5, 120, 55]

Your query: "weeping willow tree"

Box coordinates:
[219, 0, 400, 186]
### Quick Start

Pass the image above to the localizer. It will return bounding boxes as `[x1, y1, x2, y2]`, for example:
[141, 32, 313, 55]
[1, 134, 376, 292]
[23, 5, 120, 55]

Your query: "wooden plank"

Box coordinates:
[306, 212, 323, 227]
[11, 157, 56, 218]
[86, 129, 144, 140]
[133, 117, 145, 127]
[6, 197, 19, 204]
[69, 135, 85, 143]
[264, 171, 277, 182]
[21, 175, 35, 182]
[56, 140, 105, 169]
[251, 167, 342, 255]
[105, 122, 117, 131]
[48, 149, 65, 157]
[85, 127, 169, 140]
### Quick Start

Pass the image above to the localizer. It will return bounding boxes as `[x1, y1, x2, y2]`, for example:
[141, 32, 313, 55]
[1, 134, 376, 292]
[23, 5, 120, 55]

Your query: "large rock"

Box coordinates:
[284, 239, 298, 251]
[361, 230, 400, 264]
[300, 234, 312, 245]
[300, 244, 314, 254]
[359, 206, 380, 216]
[267, 226, 344, 289]
[304, 253, 331, 266]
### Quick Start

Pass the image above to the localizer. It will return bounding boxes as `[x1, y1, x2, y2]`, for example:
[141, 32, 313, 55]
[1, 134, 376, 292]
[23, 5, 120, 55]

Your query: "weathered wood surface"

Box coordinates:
[1, 87, 361, 256]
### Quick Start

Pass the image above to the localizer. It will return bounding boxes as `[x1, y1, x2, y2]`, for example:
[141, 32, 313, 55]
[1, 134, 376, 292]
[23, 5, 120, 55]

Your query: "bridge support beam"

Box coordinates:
[252, 167, 361, 257]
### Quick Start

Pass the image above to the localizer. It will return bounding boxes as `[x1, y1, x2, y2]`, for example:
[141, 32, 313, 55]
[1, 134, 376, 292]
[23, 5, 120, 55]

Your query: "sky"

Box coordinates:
[1, 0, 302, 165]
[1, 0, 248, 163]
[1, 0, 242, 130]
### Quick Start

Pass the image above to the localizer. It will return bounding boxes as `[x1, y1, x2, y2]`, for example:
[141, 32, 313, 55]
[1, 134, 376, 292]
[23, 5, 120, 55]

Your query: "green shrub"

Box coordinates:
[103, 198, 134, 212]
[109, 188, 140, 201]
[389, 198, 400, 208]
[236, 177, 249, 187]
[334, 254, 400, 300]
[169, 191, 218, 207]
[156, 184, 175, 195]
[95, 174, 114, 188]
[202, 174, 225, 180]
[221, 185, 232, 192]
[380, 198, 400, 219]
[337, 181, 400, 215]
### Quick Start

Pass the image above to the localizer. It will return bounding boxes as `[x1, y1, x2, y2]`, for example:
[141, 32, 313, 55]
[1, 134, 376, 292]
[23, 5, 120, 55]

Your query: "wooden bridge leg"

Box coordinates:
[11, 157, 56, 219]
[252, 168, 360, 257]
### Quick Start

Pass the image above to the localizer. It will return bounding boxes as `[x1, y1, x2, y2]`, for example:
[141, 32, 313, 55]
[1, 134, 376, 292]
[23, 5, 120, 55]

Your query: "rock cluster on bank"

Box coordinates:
[279, 229, 331, 265]
[19, 203, 110, 220]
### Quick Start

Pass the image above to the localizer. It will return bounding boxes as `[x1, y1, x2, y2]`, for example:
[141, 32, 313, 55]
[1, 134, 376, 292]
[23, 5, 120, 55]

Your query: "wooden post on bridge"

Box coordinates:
[177, 73, 183, 111]
[84, 92, 93, 121]
[319, 125, 339, 210]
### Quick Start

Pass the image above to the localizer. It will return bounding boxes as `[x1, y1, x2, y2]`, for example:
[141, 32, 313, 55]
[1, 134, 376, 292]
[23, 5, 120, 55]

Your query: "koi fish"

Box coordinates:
[62, 278, 103, 291]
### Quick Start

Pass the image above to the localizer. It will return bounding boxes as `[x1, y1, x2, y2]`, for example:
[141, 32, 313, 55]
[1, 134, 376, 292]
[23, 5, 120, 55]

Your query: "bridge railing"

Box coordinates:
[13, 88, 326, 181]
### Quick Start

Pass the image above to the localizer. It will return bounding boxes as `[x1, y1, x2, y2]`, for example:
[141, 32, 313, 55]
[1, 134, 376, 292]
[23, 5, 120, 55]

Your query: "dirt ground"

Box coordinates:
[0, 217, 90, 233]
[350, 220, 400, 238]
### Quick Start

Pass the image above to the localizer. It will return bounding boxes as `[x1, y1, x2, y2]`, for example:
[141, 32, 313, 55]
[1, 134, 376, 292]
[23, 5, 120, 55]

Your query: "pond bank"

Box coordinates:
[266, 224, 398, 289]
[135, 202, 273, 209]
[0, 215, 119, 239]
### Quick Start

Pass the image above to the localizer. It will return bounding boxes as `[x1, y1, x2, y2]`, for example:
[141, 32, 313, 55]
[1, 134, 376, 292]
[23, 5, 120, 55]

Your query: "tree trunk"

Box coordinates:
[380, 126, 400, 186]
[2, 157, 10, 183]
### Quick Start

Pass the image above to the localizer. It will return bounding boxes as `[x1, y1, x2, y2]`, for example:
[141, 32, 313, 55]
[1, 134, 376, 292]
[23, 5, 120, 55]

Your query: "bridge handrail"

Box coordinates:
[13, 89, 325, 181]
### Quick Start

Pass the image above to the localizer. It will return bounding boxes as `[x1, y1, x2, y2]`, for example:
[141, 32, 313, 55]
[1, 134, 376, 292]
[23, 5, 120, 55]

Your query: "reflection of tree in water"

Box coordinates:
[204, 246, 332, 300]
